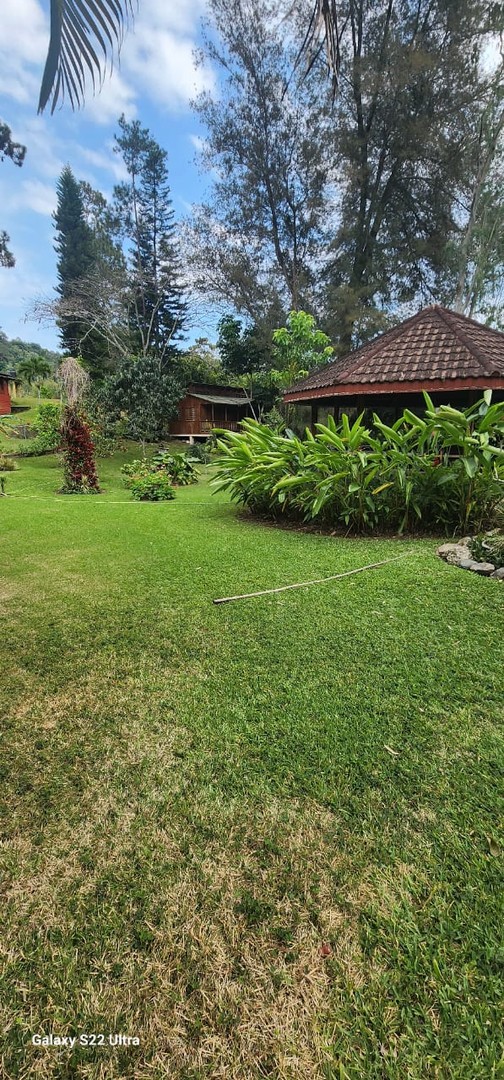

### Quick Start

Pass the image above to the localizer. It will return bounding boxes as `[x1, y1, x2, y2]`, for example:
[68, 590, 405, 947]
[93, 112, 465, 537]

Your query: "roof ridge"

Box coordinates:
[434, 305, 504, 341]
[288, 308, 430, 393]
[337, 309, 430, 380]
[433, 307, 499, 377]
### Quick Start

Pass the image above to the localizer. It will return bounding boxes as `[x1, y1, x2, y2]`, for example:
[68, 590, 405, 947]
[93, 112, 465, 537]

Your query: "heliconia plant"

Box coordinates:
[211, 393, 504, 535]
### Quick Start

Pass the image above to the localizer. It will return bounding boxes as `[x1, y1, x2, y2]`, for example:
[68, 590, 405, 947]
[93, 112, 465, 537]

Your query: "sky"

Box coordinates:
[0, 0, 216, 352]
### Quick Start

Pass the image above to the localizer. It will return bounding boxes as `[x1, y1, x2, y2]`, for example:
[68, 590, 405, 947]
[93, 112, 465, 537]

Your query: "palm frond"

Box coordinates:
[38, 0, 136, 115]
[294, 0, 343, 96]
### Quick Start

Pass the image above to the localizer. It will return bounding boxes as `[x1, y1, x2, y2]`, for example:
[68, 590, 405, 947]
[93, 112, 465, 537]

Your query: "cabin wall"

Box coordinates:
[0, 378, 11, 415]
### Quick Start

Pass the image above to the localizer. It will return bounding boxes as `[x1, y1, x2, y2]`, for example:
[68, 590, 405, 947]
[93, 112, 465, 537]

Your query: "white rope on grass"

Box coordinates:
[213, 553, 412, 604]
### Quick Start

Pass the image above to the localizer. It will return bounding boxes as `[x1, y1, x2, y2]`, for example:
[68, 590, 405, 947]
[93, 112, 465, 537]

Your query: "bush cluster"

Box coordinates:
[16, 403, 62, 457]
[0, 454, 17, 472]
[212, 394, 504, 535]
[150, 450, 199, 485]
[129, 474, 176, 501]
[469, 531, 504, 568]
[121, 451, 198, 500]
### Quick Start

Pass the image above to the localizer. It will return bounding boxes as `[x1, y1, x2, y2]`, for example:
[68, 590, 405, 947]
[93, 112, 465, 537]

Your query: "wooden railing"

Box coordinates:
[200, 420, 239, 432]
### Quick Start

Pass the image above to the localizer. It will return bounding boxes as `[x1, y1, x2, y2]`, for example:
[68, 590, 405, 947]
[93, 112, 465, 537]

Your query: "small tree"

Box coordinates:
[57, 358, 100, 493]
[17, 355, 52, 398]
[97, 355, 184, 452]
[271, 311, 333, 389]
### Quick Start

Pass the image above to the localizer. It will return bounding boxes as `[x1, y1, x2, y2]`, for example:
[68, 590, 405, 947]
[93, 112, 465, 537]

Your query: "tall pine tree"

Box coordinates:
[112, 116, 187, 362]
[53, 166, 110, 376]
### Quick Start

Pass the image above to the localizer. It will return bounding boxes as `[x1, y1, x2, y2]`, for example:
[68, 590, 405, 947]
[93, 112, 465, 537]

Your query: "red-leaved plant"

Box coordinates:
[57, 359, 100, 494]
[60, 406, 100, 493]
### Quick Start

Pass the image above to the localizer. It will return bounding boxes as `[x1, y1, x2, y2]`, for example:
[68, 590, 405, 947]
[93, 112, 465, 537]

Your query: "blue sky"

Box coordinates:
[0, 0, 216, 352]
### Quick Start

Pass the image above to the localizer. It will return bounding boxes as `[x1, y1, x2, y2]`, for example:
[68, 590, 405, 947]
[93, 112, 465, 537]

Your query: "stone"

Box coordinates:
[490, 567, 504, 580]
[466, 561, 495, 576]
[437, 543, 471, 565]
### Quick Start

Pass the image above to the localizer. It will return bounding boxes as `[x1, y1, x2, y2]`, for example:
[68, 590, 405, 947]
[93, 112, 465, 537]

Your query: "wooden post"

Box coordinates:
[311, 402, 318, 433]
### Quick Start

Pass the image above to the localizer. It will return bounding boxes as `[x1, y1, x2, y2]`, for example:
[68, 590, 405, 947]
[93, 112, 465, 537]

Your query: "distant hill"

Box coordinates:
[0, 329, 61, 373]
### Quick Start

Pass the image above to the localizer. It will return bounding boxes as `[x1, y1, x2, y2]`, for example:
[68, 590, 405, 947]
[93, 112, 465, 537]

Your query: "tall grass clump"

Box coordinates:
[212, 393, 504, 535]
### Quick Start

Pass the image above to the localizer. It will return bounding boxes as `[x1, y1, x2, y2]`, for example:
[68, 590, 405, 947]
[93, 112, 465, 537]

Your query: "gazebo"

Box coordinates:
[283, 306, 504, 427]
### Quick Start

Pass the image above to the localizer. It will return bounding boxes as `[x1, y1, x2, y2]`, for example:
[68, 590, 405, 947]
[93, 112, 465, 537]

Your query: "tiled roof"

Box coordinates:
[285, 306, 504, 396]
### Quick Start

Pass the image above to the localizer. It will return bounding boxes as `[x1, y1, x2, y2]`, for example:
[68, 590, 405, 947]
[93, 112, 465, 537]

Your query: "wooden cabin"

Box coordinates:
[0, 370, 20, 415]
[283, 306, 504, 427]
[169, 383, 253, 441]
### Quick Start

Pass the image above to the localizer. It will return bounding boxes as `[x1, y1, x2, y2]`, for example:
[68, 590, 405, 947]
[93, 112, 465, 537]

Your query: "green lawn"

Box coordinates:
[1, 451, 503, 1079]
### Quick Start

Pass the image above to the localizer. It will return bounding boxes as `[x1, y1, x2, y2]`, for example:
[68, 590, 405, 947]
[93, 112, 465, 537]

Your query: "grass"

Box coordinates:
[0, 449, 503, 1079]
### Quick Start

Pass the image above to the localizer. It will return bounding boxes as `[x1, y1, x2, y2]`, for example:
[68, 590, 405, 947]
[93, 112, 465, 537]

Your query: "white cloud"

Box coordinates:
[123, 25, 214, 111]
[82, 69, 137, 125]
[189, 134, 207, 153]
[19, 179, 57, 216]
[0, 0, 47, 106]
[78, 145, 129, 182]
[0, 0, 214, 121]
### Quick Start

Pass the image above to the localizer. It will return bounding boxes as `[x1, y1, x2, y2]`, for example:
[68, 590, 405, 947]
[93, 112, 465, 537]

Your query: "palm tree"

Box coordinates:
[38, 1, 339, 115]
[17, 356, 52, 398]
[38, 0, 136, 114]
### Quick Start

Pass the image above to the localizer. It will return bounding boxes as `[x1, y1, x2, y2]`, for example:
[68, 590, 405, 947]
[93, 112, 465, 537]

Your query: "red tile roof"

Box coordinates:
[284, 306, 504, 399]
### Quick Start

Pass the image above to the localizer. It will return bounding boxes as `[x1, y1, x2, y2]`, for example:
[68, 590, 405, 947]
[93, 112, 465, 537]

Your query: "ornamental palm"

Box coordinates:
[38, 0, 136, 114]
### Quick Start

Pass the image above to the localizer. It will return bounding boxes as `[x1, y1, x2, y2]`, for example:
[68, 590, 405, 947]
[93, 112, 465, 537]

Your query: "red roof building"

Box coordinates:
[283, 306, 504, 423]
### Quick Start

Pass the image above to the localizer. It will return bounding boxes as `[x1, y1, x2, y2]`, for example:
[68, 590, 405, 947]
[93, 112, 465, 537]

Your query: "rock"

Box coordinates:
[467, 561, 495, 576]
[490, 567, 504, 580]
[459, 559, 474, 569]
[437, 543, 471, 565]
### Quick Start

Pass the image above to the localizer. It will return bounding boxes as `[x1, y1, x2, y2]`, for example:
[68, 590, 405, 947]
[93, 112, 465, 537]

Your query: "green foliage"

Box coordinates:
[469, 532, 504, 569]
[212, 394, 504, 535]
[0, 122, 25, 268]
[217, 316, 268, 378]
[17, 356, 52, 394]
[185, 441, 213, 464]
[54, 166, 111, 376]
[272, 311, 333, 387]
[122, 451, 198, 490]
[15, 405, 62, 456]
[128, 473, 176, 501]
[33, 403, 61, 440]
[0, 453, 17, 471]
[151, 450, 199, 486]
[179, 338, 224, 384]
[0, 329, 60, 373]
[98, 356, 184, 443]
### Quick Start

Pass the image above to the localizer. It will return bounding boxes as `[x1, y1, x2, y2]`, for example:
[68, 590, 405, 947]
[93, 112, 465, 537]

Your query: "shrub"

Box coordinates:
[129, 474, 176, 501]
[0, 454, 17, 471]
[183, 441, 213, 464]
[59, 407, 100, 494]
[17, 403, 62, 456]
[120, 460, 151, 488]
[122, 452, 199, 488]
[469, 531, 504, 568]
[212, 393, 504, 535]
[151, 450, 199, 485]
